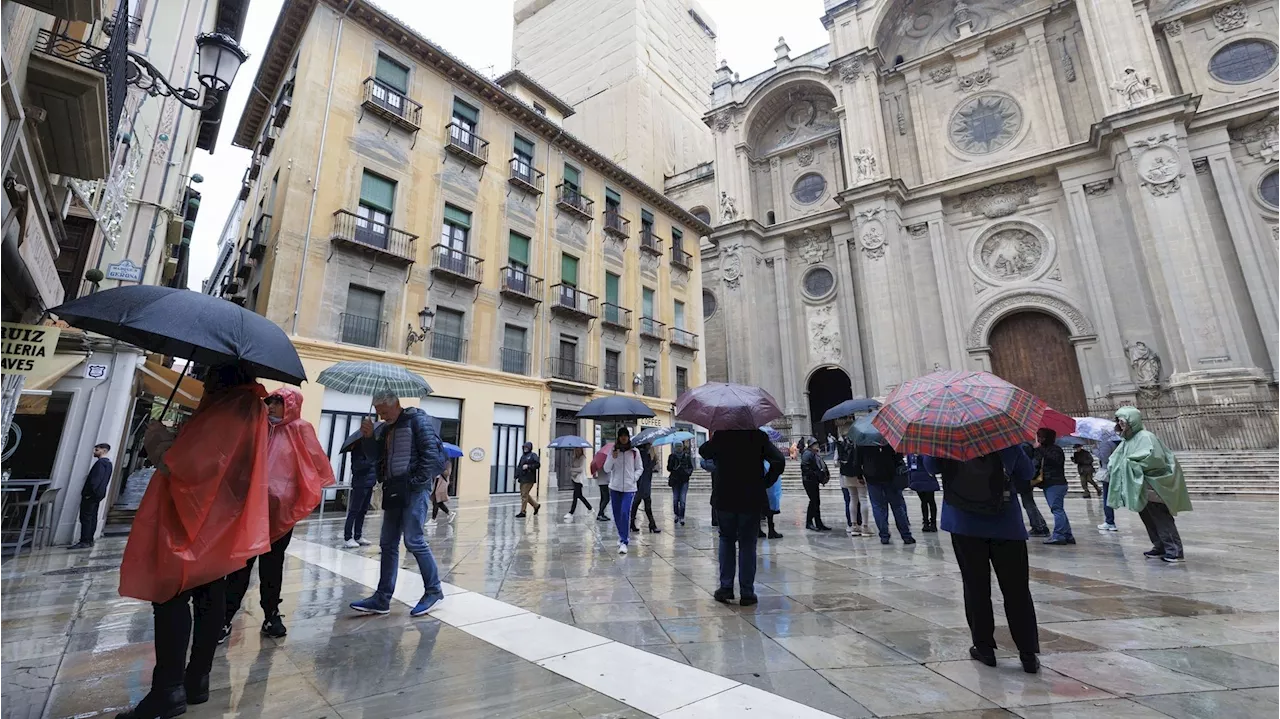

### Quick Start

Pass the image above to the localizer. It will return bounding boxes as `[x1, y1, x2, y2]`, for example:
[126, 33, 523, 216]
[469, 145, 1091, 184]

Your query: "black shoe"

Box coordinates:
[184, 673, 210, 705]
[711, 519, 719, 527]
[740, 595, 758, 607]
[806, 522, 817, 531]
[1043, 538, 1070, 545]
[534, 505, 540, 516]
[261, 613, 287, 638]
[649, 526, 661, 534]
[969, 646, 997, 667]
[1030, 529, 1051, 537]
[816, 524, 832, 532]
[216, 622, 232, 645]
[515, 512, 527, 518]
[1081, 494, 1092, 499]
[630, 524, 640, 533]
[116, 687, 187, 719]
[713, 587, 735, 604]
[768, 530, 783, 539]
[68, 541, 93, 550]
[1143, 548, 1164, 558]
[596, 514, 608, 522]
[903, 536, 917, 545]
[758, 529, 767, 538]
[1161, 555, 1184, 563]
[1065, 537, 1076, 545]
[1020, 653, 1040, 673]
[880, 537, 891, 545]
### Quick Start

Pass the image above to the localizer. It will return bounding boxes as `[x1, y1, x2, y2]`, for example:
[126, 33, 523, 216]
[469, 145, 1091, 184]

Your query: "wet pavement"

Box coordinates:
[2, 492, 1276, 718]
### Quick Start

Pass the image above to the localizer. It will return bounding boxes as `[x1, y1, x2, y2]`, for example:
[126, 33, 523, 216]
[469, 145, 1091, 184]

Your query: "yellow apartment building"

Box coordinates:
[222, 0, 710, 502]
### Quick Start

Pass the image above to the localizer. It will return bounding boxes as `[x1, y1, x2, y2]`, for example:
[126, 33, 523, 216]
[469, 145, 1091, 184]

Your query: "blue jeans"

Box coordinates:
[866, 483, 913, 541]
[1101, 482, 1116, 525]
[376, 490, 442, 603]
[1042, 484, 1073, 540]
[671, 482, 689, 520]
[717, 510, 758, 597]
[610, 489, 635, 544]
[344, 485, 373, 541]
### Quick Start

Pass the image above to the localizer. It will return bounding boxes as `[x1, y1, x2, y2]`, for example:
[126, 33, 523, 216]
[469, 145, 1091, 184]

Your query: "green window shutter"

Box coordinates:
[452, 99, 479, 125]
[641, 209, 654, 225]
[443, 204, 471, 229]
[672, 227, 683, 242]
[605, 188, 621, 204]
[508, 232, 530, 265]
[376, 54, 409, 93]
[605, 272, 620, 304]
[564, 164, 580, 187]
[561, 254, 578, 286]
[642, 288, 654, 317]
[514, 134, 534, 158]
[360, 171, 396, 212]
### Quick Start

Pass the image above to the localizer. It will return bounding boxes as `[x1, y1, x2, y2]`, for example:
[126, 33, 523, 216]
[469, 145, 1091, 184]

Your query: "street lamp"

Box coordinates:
[405, 307, 435, 353]
[126, 32, 249, 111]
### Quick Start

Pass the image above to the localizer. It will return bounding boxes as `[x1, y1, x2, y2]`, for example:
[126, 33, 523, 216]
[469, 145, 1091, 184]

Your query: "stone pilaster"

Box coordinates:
[1073, 0, 1165, 116]
[849, 201, 904, 393]
[771, 254, 804, 417]
[830, 223, 869, 396]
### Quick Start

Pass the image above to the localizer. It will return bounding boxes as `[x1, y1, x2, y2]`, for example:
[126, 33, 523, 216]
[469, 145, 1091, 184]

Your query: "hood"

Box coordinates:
[268, 386, 304, 425]
[1114, 406, 1143, 436]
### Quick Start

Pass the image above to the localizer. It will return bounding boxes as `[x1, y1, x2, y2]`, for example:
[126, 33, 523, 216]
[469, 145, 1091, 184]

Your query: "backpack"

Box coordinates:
[859, 445, 901, 485]
[942, 453, 1009, 516]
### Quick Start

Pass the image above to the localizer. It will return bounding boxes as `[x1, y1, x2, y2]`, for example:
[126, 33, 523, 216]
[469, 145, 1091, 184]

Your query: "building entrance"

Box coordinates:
[989, 311, 1089, 411]
[807, 367, 853, 448]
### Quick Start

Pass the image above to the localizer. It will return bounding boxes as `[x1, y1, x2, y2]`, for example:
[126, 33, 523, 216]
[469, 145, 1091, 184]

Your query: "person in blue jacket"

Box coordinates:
[926, 444, 1041, 674]
[906, 453, 939, 533]
[69, 443, 113, 549]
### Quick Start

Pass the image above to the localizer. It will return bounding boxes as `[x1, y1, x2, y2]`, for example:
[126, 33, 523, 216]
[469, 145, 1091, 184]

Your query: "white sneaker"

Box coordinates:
[343, 539, 359, 548]
[1097, 523, 1118, 531]
[845, 525, 855, 537]
[447, 512, 456, 524]
[564, 513, 573, 521]
[618, 542, 628, 555]
[357, 538, 372, 546]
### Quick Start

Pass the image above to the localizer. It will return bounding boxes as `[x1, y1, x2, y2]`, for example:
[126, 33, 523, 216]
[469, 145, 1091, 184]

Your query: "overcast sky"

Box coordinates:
[187, 0, 831, 289]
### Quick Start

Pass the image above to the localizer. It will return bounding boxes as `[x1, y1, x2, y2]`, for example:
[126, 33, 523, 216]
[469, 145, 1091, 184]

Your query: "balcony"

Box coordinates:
[671, 246, 693, 270]
[361, 77, 422, 132]
[249, 214, 271, 258]
[600, 303, 632, 331]
[330, 209, 417, 265]
[508, 158, 544, 195]
[500, 347, 531, 375]
[643, 376, 659, 397]
[26, 19, 127, 180]
[549, 284, 598, 321]
[222, 277, 241, 296]
[603, 367, 621, 391]
[235, 259, 252, 280]
[272, 96, 292, 128]
[639, 317, 666, 342]
[429, 244, 483, 285]
[445, 122, 489, 166]
[546, 357, 598, 386]
[671, 327, 699, 351]
[429, 332, 469, 363]
[500, 266, 543, 304]
[556, 184, 594, 221]
[639, 229, 664, 257]
[103, 13, 142, 43]
[603, 210, 630, 239]
[248, 155, 262, 180]
[260, 126, 278, 157]
[340, 313, 387, 349]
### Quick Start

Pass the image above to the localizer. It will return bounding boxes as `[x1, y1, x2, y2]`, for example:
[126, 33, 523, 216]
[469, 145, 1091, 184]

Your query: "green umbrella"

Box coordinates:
[315, 360, 433, 397]
[847, 412, 888, 447]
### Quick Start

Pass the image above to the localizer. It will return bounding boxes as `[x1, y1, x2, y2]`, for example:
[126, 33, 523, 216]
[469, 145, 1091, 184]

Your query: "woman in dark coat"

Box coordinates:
[907, 453, 940, 532]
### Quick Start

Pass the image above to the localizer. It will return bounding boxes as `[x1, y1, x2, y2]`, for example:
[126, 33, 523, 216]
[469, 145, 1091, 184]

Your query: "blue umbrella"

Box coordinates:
[442, 442, 464, 458]
[1056, 436, 1088, 447]
[652, 430, 695, 446]
[848, 411, 888, 447]
[821, 398, 882, 423]
[633, 426, 676, 446]
[759, 425, 783, 442]
[548, 435, 593, 449]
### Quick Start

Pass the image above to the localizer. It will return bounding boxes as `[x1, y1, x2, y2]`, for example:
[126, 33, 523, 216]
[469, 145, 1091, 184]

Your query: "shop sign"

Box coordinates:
[1, 322, 61, 375]
[105, 259, 144, 282]
[18, 196, 64, 308]
[84, 363, 109, 379]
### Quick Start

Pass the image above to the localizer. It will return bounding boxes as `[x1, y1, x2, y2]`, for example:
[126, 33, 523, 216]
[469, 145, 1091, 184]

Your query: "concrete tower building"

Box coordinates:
[512, 0, 719, 188]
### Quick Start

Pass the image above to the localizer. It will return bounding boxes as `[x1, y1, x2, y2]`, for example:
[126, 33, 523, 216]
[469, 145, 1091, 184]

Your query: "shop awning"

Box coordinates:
[23, 352, 88, 391]
[139, 361, 204, 409]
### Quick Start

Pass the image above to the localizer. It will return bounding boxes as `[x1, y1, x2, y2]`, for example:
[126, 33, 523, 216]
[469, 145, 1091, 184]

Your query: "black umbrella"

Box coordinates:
[50, 286, 306, 385]
[548, 434, 593, 449]
[821, 398, 882, 423]
[575, 395, 656, 421]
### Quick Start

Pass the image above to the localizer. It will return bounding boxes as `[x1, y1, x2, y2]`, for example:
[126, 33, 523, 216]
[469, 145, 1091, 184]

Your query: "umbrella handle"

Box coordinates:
[158, 361, 191, 419]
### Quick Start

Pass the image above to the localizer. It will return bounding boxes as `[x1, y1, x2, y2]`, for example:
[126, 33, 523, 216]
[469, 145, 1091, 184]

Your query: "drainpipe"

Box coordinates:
[291, 0, 356, 334]
[538, 128, 562, 440]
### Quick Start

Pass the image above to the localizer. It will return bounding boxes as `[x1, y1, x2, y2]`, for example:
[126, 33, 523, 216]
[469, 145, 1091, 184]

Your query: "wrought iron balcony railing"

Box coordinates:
[671, 246, 693, 270]
[546, 357, 598, 385]
[429, 332, 469, 363]
[446, 121, 489, 165]
[361, 77, 422, 131]
[556, 184, 594, 219]
[501, 347, 531, 375]
[330, 209, 417, 263]
[639, 317, 666, 341]
[549, 284, 598, 318]
[509, 158, 545, 194]
[340, 313, 387, 349]
[603, 210, 630, 239]
[670, 327, 699, 350]
[500, 266, 543, 302]
[429, 244, 483, 284]
[640, 229, 663, 256]
[601, 302, 632, 330]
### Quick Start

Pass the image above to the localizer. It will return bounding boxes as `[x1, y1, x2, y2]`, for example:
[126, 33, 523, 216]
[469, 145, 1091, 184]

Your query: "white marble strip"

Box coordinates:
[286, 538, 839, 718]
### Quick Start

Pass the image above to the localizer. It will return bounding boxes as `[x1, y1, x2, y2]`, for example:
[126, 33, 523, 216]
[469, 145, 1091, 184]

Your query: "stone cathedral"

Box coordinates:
[661, 0, 1278, 438]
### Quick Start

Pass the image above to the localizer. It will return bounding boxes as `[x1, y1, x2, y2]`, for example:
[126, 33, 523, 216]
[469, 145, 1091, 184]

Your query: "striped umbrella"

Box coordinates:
[871, 370, 1046, 461]
[315, 360, 433, 398]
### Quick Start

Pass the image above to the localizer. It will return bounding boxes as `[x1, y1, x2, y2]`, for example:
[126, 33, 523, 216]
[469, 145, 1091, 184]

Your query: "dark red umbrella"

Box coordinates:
[675, 382, 783, 430]
[1039, 407, 1076, 437]
[591, 442, 614, 475]
[871, 370, 1046, 461]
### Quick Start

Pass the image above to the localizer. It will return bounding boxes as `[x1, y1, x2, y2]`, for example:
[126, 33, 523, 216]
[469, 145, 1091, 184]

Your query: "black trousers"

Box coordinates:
[596, 485, 611, 516]
[568, 482, 592, 514]
[918, 491, 937, 525]
[950, 534, 1039, 655]
[431, 499, 450, 519]
[631, 491, 655, 528]
[803, 480, 823, 526]
[77, 496, 101, 544]
[1139, 501, 1184, 558]
[152, 577, 226, 690]
[225, 529, 293, 624]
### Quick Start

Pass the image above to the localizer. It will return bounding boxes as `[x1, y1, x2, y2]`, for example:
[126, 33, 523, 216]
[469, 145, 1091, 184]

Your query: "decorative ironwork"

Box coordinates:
[546, 357, 598, 384]
[501, 347, 531, 375]
[639, 317, 666, 341]
[639, 229, 664, 256]
[500, 266, 543, 302]
[330, 209, 417, 263]
[429, 244, 483, 284]
[601, 302, 632, 330]
[340, 313, 387, 348]
[429, 332, 468, 363]
[670, 327, 699, 350]
[509, 158, 545, 194]
[362, 77, 422, 130]
[550, 284, 598, 319]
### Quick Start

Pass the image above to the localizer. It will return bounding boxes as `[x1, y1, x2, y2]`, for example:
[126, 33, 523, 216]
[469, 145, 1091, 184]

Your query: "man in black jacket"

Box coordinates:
[801, 439, 832, 531]
[515, 442, 541, 517]
[699, 429, 786, 606]
[69, 443, 112, 549]
[1036, 429, 1074, 545]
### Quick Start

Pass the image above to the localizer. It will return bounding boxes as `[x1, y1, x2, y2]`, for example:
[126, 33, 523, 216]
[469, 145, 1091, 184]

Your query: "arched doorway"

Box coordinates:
[807, 367, 853, 447]
[989, 311, 1088, 411]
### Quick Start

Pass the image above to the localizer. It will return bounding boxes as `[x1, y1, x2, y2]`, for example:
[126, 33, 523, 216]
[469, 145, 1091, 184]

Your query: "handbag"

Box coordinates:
[818, 460, 831, 485]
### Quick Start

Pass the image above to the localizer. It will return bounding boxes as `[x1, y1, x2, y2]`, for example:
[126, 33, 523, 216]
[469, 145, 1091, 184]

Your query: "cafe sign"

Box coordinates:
[1, 322, 61, 375]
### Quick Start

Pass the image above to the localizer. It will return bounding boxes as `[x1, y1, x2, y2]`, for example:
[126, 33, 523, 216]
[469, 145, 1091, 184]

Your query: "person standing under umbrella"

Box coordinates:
[1018, 443, 1051, 538]
[564, 448, 593, 520]
[1035, 429, 1075, 545]
[1107, 407, 1191, 562]
[515, 442, 541, 518]
[836, 427, 869, 537]
[801, 438, 833, 531]
[342, 429, 379, 548]
[630, 444, 661, 534]
[666, 441, 693, 526]
[604, 428, 643, 554]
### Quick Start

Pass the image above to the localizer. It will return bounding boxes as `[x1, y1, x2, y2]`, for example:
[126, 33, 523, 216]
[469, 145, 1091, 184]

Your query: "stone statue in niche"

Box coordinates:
[720, 192, 738, 222]
[1111, 67, 1159, 109]
[1124, 340, 1163, 394]
[853, 148, 877, 181]
[979, 228, 1043, 280]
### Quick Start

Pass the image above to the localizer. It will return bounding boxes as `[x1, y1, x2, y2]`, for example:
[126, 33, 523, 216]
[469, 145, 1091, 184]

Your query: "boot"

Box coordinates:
[767, 515, 783, 539]
[116, 686, 187, 719]
[184, 673, 210, 705]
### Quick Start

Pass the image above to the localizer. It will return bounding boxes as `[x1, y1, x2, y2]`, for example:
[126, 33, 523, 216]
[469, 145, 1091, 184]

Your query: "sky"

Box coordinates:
[186, 0, 832, 289]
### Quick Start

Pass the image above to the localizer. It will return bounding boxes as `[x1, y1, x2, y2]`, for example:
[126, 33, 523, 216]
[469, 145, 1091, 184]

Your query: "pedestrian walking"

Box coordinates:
[801, 438, 832, 531]
[907, 453, 939, 532]
[116, 363, 274, 719]
[594, 457, 612, 522]
[564, 448, 593, 519]
[604, 428, 643, 554]
[430, 462, 453, 522]
[1096, 439, 1120, 531]
[836, 431, 870, 537]
[350, 391, 448, 618]
[699, 429, 786, 606]
[927, 444, 1042, 674]
[1107, 407, 1191, 562]
[859, 443, 915, 544]
[515, 442, 541, 518]
[666, 441, 693, 525]
[1035, 430, 1075, 545]
[630, 444, 661, 534]
[1019, 442, 1051, 537]
[342, 429, 379, 547]
[1072, 446, 1101, 498]
[68, 443, 112, 549]
[223, 387, 331, 642]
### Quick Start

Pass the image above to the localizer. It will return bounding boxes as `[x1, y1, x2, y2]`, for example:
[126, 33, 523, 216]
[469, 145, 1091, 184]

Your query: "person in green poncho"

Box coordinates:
[1106, 406, 1192, 563]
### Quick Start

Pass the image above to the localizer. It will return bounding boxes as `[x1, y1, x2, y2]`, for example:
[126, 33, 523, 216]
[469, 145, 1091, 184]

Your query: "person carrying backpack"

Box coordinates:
[859, 444, 914, 544]
[925, 444, 1041, 674]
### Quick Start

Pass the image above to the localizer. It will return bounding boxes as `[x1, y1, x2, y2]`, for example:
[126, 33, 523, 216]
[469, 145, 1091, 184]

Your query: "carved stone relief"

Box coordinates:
[1111, 67, 1159, 109]
[989, 41, 1016, 60]
[1124, 340, 1163, 397]
[1058, 36, 1077, 82]
[797, 145, 815, 167]
[967, 292, 1095, 347]
[806, 303, 843, 364]
[949, 94, 1022, 155]
[1212, 2, 1247, 32]
[974, 226, 1046, 281]
[853, 148, 877, 181]
[721, 243, 743, 289]
[955, 68, 993, 93]
[719, 191, 738, 222]
[1134, 135, 1184, 197]
[906, 223, 929, 240]
[860, 223, 887, 260]
[796, 228, 832, 264]
[1083, 179, 1113, 196]
[752, 92, 840, 154]
[1192, 157, 1210, 175]
[1162, 20, 1183, 37]
[929, 65, 954, 83]
[957, 178, 1040, 218]
[836, 57, 865, 83]
[1229, 111, 1278, 163]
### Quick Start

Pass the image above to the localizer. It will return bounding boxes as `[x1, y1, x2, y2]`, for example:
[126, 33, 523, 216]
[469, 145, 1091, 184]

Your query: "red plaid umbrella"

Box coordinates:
[1039, 407, 1076, 437]
[871, 370, 1047, 461]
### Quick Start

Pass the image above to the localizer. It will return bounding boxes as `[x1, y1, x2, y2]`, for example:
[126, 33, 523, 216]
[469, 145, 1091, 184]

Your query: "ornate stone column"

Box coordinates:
[850, 203, 904, 393]
[919, 217, 968, 369]
[1023, 20, 1069, 147]
[770, 253, 804, 418]
[830, 223, 869, 396]
[1073, 0, 1165, 116]
[833, 54, 888, 186]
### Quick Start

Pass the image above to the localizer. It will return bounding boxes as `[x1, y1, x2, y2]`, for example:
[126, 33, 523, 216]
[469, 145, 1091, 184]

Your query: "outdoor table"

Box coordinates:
[1, 478, 53, 558]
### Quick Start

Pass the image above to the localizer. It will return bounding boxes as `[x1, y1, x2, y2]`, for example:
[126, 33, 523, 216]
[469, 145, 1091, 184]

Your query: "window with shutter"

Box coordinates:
[563, 164, 581, 191]
[642, 287, 655, 318]
[561, 254, 578, 287]
[605, 273, 620, 305]
[375, 54, 409, 93]
[357, 171, 395, 248]
[674, 300, 685, 330]
[508, 232, 530, 268]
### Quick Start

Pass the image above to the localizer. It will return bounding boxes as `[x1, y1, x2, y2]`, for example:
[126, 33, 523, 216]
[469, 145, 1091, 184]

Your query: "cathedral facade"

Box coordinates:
[665, 0, 1278, 438]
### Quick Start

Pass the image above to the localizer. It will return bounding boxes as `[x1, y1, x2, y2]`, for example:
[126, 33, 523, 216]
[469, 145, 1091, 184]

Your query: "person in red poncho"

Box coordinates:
[117, 363, 272, 719]
[221, 386, 331, 643]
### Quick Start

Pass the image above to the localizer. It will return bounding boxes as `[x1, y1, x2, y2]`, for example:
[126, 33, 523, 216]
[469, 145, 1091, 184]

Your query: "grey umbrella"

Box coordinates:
[674, 382, 782, 430]
[548, 435, 593, 449]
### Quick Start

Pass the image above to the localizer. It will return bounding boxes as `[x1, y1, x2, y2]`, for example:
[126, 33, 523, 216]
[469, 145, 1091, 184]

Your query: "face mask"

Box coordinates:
[268, 415, 283, 425]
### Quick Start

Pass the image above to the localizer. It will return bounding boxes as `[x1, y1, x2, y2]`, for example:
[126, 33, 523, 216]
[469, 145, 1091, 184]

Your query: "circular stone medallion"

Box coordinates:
[949, 94, 1023, 155]
[975, 227, 1045, 281]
